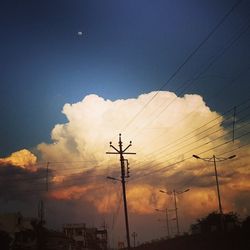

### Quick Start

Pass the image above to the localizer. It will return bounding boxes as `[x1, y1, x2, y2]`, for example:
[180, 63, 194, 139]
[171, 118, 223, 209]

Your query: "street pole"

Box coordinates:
[193, 154, 236, 231]
[155, 208, 170, 238]
[213, 155, 223, 215]
[173, 190, 180, 235]
[106, 134, 136, 249]
[46, 162, 49, 192]
[160, 189, 189, 236]
[131, 232, 137, 248]
[165, 208, 170, 238]
[213, 155, 224, 231]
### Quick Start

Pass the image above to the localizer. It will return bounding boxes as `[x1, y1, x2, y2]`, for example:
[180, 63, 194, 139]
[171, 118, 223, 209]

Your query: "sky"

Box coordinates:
[0, 0, 250, 246]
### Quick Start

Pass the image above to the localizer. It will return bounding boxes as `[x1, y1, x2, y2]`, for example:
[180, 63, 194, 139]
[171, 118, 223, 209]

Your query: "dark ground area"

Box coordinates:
[134, 230, 250, 250]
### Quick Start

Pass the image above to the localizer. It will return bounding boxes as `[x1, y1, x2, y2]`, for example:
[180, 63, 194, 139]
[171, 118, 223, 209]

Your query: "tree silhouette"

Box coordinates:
[242, 216, 250, 234]
[191, 211, 240, 234]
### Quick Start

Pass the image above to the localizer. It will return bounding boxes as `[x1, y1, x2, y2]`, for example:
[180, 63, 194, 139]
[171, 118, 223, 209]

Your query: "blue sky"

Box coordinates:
[1, 2, 250, 244]
[1, 0, 250, 156]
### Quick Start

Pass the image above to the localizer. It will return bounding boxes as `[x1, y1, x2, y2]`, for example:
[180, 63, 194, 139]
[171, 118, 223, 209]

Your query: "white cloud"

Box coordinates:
[5, 91, 248, 239]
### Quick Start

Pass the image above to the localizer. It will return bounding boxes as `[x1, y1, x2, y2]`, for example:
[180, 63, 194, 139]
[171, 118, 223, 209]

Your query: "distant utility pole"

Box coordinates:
[131, 232, 138, 248]
[173, 190, 179, 235]
[38, 200, 45, 225]
[160, 189, 190, 235]
[155, 208, 170, 238]
[106, 134, 136, 249]
[46, 162, 49, 192]
[40, 162, 49, 225]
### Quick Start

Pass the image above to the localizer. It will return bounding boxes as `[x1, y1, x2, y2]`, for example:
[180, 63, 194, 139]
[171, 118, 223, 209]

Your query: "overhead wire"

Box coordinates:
[2, 134, 249, 215]
[129, 130, 250, 182]
[2, 1, 250, 212]
[118, 0, 243, 137]
[6, 1, 246, 196]
[131, 119, 250, 175]
[134, 68, 250, 157]
[146, 95, 250, 151]
[3, 102, 249, 190]
[152, 114, 250, 161]
[178, 140, 250, 190]
[129, 100, 250, 171]
[130, 19, 250, 145]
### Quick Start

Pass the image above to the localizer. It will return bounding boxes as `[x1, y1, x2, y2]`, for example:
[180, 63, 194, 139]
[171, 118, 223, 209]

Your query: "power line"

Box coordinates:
[129, 115, 249, 175]
[129, 20, 250, 141]
[129, 131, 250, 182]
[118, 0, 243, 135]
[2, 139, 249, 212]
[132, 99, 250, 167]
[133, 120, 249, 173]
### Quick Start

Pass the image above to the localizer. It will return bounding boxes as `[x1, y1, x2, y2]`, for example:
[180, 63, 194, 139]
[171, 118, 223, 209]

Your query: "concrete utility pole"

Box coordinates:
[193, 154, 236, 230]
[106, 134, 136, 249]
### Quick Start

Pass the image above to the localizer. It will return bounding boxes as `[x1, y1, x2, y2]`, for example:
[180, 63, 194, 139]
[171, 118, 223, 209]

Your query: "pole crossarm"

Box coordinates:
[160, 189, 189, 196]
[109, 144, 120, 153]
[106, 176, 121, 182]
[122, 143, 132, 153]
[193, 154, 236, 162]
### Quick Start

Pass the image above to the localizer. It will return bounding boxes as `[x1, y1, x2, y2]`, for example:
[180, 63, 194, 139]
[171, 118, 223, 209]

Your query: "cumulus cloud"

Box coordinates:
[0, 149, 37, 172]
[35, 92, 250, 217]
[2, 91, 250, 240]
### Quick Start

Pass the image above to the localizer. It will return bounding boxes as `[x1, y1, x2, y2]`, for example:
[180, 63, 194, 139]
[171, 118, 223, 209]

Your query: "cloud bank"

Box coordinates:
[1, 91, 250, 241]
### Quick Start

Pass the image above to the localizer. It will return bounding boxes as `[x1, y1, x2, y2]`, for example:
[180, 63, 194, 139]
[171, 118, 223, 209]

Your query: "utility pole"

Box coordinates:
[165, 208, 170, 238]
[46, 162, 49, 192]
[106, 134, 136, 249]
[39, 162, 49, 225]
[212, 156, 223, 215]
[38, 200, 45, 225]
[155, 208, 170, 238]
[131, 232, 137, 248]
[173, 190, 180, 235]
[193, 154, 236, 231]
[44, 162, 49, 224]
[160, 188, 189, 236]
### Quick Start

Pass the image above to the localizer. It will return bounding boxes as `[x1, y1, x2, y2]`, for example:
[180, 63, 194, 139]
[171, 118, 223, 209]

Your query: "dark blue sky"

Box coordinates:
[1, 0, 250, 156]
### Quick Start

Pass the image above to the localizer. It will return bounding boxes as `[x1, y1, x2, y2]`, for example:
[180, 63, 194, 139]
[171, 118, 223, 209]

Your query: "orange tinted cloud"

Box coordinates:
[127, 185, 166, 214]
[34, 91, 250, 221]
[49, 185, 93, 200]
[0, 149, 37, 172]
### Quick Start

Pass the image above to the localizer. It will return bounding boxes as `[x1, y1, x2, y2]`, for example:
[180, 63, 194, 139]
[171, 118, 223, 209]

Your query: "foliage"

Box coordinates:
[190, 211, 240, 234]
[242, 216, 250, 233]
